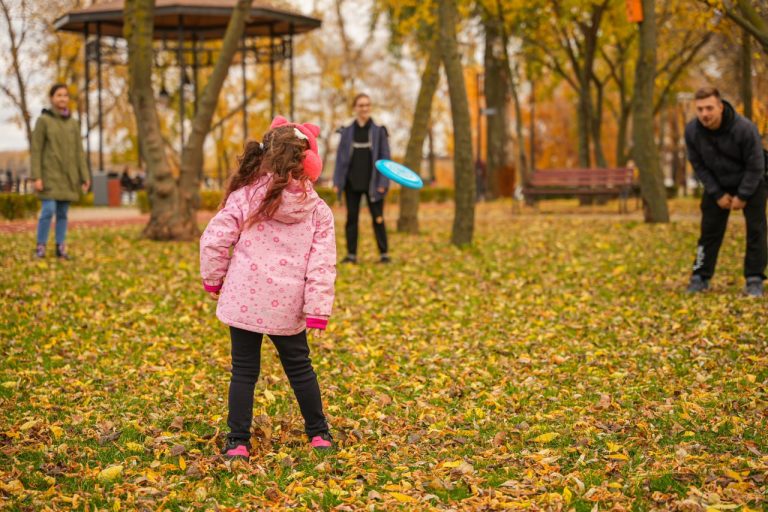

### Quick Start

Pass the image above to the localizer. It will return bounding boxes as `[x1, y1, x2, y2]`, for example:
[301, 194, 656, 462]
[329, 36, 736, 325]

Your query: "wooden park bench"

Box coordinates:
[522, 168, 637, 213]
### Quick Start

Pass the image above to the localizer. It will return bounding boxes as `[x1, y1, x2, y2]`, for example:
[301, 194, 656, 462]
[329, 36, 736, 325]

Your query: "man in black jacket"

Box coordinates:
[685, 87, 766, 297]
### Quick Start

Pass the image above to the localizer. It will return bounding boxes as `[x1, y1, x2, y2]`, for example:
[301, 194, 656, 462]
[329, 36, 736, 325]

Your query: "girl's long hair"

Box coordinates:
[221, 125, 311, 225]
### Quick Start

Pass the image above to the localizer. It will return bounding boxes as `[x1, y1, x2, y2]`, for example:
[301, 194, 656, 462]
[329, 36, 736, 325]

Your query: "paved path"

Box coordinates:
[0, 207, 215, 234]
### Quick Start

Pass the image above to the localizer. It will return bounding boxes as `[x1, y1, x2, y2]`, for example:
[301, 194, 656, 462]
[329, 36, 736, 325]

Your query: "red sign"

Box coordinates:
[626, 0, 644, 23]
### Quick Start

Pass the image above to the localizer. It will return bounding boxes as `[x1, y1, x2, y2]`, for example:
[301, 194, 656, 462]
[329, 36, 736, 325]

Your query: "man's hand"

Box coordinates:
[34, 179, 43, 192]
[731, 196, 747, 210]
[717, 193, 733, 209]
[377, 187, 385, 194]
[208, 291, 220, 300]
[82, 181, 90, 193]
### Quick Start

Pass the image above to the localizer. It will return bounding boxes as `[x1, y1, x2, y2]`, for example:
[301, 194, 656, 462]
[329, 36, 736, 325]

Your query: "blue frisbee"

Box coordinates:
[375, 159, 424, 189]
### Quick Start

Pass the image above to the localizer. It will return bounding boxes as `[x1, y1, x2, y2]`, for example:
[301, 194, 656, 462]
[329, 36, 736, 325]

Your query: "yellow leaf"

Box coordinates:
[389, 492, 417, 503]
[126, 442, 144, 453]
[179, 456, 186, 470]
[98, 465, 124, 482]
[683, 431, 696, 437]
[382, 484, 401, 491]
[1, 381, 16, 389]
[563, 486, 572, 504]
[264, 389, 275, 402]
[607, 454, 629, 461]
[607, 482, 623, 488]
[531, 432, 559, 443]
[0, 480, 24, 494]
[606, 442, 621, 453]
[113, 498, 121, 511]
[20, 420, 37, 431]
[442, 460, 464, 468]
[50, 425, 64, 440]
[724, 469, 742, 481]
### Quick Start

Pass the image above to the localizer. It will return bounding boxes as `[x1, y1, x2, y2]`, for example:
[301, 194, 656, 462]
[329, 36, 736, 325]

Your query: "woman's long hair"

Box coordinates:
[221, 125, 311, 225]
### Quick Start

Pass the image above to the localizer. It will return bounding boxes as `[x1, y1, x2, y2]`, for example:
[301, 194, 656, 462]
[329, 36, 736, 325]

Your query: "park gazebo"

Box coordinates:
[54, 0, 321, 173]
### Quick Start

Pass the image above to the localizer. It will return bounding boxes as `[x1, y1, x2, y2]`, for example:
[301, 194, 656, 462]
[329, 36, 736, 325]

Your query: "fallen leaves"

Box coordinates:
[0, 201, 765, 509]
[531, 432, 560, 444]
[97, 465, 124, 482]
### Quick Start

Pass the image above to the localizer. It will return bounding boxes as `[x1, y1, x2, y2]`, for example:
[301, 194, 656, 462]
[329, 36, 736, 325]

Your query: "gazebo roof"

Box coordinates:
[54, 0, 321, 40]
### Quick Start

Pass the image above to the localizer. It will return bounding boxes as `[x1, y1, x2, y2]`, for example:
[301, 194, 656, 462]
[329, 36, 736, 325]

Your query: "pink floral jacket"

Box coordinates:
[199, 177, 336, 335]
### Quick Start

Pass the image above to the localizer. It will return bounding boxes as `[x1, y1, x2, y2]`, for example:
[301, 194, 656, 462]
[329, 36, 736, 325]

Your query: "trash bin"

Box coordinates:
[92, 171, 122, 207]
[107, 178, 121, 206]
[92, 171, 108, 206]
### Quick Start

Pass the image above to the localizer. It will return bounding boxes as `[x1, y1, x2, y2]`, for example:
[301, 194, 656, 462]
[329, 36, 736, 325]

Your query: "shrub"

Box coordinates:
[200, 190, 223, 211]
[388, 187, 453, 204]
[315, 187, 337, 207]
[136, 190, 150, 214]
[72, 192, 94, 207]
[0, 193, 40, 220]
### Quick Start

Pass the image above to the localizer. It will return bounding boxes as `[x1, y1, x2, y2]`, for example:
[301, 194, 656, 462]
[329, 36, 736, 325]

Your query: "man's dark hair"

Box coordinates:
[49, 83, 68, 98]
[352, 93, 370, 108]
[694, 87, 721, 101]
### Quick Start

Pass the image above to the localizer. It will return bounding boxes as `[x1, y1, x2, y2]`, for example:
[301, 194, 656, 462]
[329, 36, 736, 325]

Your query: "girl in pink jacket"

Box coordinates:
[200, 117, 336, 458]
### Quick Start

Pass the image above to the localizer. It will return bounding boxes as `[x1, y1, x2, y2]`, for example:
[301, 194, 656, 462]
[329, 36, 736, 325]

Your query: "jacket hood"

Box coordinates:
[267, 178, 319, 224]
[42, 108, 71, 120]
[698, 99, 735, 135]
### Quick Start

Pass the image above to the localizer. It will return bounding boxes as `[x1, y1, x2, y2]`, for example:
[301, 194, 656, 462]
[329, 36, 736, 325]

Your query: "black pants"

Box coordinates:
[345, 187, 388, 256]
[692, 183, 767, 280]
[227, 326, 328, 440]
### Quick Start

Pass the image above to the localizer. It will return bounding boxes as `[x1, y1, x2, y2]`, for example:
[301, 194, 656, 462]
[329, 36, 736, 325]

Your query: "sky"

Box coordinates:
[0, 0, 421, 154]
[0, 110, 28, 150]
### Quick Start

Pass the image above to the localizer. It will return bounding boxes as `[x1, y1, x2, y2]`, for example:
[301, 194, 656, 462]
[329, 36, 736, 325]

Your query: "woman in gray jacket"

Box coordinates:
[333, 94, 391, 264]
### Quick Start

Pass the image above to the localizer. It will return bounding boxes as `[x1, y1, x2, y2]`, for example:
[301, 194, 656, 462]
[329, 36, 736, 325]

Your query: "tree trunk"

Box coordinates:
[577, 73, 592, 168]
[741, 28, 753, 120]
[397, 40, 441, 234]
[670, 105, 684, 192]
[509, 66, 527, 187]
[483, 16, 508, 200]
[176, 0, 251, 239]
[125, 0, 180, 239]
[126, 0, 250, 240]
[427, 125, 436, 183]
[616, 103, 631, 166]
[632, 0, 669, 223]
[528, 77, 535, 178]
[438, 0, 475, 246]
[591, 79, 607, 168]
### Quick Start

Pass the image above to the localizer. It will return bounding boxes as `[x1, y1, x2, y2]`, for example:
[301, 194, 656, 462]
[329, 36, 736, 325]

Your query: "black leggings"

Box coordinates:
[227, 326, 328, 440]
[344, 187, 388, 256]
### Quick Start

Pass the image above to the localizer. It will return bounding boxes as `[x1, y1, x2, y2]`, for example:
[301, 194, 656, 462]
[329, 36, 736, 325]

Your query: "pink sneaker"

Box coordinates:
[221, 438, 250, 459]
[310, 432, 333, 450]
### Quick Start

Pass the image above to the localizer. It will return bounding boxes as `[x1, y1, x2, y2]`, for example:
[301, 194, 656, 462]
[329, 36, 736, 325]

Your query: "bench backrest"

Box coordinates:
[527, 168, 635, 188]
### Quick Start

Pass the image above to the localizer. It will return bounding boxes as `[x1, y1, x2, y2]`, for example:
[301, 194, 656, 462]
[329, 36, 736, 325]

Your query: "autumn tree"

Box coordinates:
[124, 0, 250, 240]
[632, 0, 669, 222]
[438, 0, 475, 245]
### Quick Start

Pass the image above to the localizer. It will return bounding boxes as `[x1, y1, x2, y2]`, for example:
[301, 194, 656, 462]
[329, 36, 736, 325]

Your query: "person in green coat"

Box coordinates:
[31, 84, 90, 259]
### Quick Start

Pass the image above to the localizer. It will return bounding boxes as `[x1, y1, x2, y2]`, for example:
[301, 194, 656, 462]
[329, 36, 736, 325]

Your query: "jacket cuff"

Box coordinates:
[202, 280, 223, 293]
[306, 317, 328, 330]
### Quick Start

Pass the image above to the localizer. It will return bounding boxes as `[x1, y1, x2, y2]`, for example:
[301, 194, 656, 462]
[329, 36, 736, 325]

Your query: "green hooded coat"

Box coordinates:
[30, 109, 89, 202]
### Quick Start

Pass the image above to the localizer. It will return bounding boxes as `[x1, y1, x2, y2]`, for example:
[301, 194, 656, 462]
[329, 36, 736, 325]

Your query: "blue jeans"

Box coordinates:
[36, 200, 70, 246]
